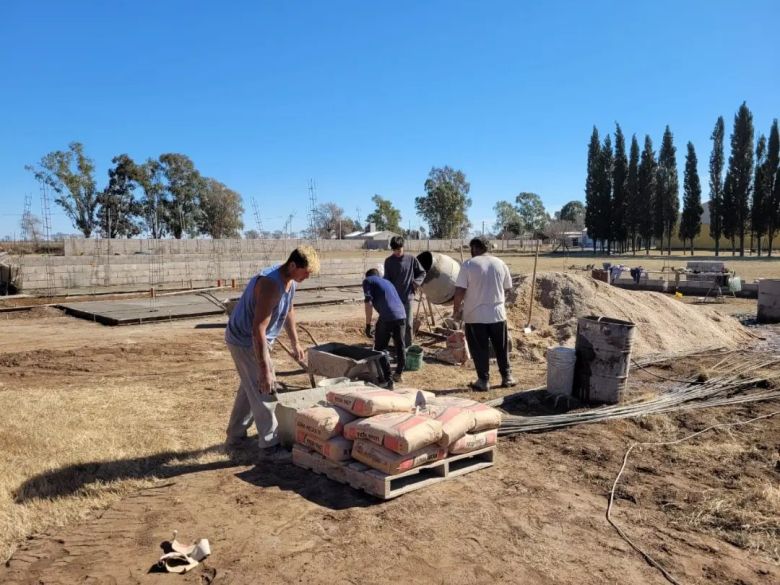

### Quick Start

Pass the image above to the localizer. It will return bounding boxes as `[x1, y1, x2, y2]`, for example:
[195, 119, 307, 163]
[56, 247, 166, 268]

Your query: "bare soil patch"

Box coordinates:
[0, 289, 777, 584]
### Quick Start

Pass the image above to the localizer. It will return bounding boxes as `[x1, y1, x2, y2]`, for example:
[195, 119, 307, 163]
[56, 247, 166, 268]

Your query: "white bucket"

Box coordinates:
[547, 347, 577, 396]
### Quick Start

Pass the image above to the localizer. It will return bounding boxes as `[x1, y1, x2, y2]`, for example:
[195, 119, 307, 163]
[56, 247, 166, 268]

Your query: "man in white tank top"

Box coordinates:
[452, 236, 516, 391]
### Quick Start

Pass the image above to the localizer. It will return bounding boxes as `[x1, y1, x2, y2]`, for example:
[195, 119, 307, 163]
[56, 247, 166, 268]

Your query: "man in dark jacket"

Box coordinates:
[383, 236, 426, 346]
[363, 268, 407, 387]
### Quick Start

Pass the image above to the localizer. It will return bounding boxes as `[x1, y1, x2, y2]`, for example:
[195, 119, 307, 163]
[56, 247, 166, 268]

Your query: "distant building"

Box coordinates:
[343, 223, 401, 249]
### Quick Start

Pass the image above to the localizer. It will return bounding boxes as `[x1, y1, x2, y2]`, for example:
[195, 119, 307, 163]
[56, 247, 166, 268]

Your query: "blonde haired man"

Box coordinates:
[225, 246, 319, 460]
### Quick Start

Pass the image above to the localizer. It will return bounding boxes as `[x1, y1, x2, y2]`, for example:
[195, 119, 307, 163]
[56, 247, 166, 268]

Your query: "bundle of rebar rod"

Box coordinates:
[497, 351, 780, 436]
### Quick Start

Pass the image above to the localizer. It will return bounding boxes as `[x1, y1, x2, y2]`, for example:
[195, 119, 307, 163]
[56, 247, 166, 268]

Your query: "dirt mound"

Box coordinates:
[507, 272, 751, 361]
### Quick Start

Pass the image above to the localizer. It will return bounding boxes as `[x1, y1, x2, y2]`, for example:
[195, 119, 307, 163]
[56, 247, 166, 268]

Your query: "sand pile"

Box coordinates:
[506, 272, 751, 361]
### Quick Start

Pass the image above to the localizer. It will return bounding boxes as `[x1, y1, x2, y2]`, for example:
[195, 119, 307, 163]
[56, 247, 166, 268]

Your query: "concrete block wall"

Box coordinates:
[5, 254, 371, 293]
[63, 237, 543, 256]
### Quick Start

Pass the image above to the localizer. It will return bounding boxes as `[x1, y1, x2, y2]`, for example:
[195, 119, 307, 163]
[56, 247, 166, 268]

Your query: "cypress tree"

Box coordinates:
[637, 135, 656, 254]
[626, 135, 640, 254]
[722, 170, 738, 255]
[656, 126, 680, 255]
[752, 135, 768, 255]
[764, 120, 780, 256]
[709, 117, 725, 256]
[584, 127, 601, 252]
[679, 142, 703, 255]
[599, 135, 614, 252]
[726, 102, 754, 256]
[612, 124, 629, 252]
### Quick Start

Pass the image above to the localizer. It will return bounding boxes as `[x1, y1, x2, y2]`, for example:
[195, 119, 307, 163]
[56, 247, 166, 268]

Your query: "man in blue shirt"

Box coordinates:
[363, 268, 407, 387]
[225, 245, 320, 461]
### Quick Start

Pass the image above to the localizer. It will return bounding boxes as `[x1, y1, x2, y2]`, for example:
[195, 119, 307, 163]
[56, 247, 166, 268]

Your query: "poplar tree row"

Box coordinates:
[585, 102, 780, 256]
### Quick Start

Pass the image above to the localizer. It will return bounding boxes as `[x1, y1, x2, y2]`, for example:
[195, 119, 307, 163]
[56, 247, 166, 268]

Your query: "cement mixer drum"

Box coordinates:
[416, 251, 461, 305]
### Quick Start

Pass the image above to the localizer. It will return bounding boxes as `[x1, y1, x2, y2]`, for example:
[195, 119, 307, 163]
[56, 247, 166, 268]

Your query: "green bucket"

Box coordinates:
[405, 345, 424, 371]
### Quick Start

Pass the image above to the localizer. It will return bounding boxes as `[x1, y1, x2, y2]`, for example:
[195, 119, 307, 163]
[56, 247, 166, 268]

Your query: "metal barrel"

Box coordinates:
[573, 316, 636, 404]
[757, 279, 780, 324]
[546, 347, 577, 396]
[416, 252, 461, 305]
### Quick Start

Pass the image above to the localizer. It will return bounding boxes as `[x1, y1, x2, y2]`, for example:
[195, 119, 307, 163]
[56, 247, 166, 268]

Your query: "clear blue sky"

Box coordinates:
[1, 1, 778, 238]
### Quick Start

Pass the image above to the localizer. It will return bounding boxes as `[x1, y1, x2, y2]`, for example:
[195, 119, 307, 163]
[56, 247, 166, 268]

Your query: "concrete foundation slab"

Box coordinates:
[56, 287, 364, 326]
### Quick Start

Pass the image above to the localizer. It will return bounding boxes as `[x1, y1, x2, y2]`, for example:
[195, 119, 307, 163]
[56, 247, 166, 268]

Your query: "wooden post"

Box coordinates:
[526, 239, 540, 329]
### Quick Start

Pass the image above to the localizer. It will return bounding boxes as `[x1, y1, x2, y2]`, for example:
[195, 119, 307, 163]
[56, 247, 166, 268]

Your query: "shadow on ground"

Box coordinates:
[235, 463, 376, 510]
[13, 444, 256, 503]
[14, 443, 376, 511]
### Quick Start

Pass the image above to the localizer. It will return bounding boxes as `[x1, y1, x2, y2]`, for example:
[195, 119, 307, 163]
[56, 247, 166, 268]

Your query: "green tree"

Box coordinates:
[722, 170, 738, 254]
[764, 120, 780, 256]
[26, 142, 99, 237]
[493, 200, 522, 236]
[679, 142, 703, 254]
[709, 116, 726, 256]
[559, 200, 585, 225]
[752, 135, 768, 255]
[198, 178, 244, 238]
[726, 102, 754, 256]
[97, 154, 143, 238]
[415, 166, 472, 238]
[132, 158, 168, 238]
[655, 126, 679, 255]
[515, 192, 548, 232]
[584, 127, 601, 252]
[365, 194, 401, 232]
[596, 134, 613, 251]
[159, 153, 206, 239]
[612, 124, 629, 251]
[625, 135, 641, 253]
[637, 135, 657, 254]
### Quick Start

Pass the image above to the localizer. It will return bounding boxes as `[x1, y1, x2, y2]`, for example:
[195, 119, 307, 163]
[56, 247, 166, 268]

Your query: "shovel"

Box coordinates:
[524, 240, 540, 334]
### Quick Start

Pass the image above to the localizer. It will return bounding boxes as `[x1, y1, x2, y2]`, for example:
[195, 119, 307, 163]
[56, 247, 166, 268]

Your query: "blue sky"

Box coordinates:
[1, 1, 778, 237]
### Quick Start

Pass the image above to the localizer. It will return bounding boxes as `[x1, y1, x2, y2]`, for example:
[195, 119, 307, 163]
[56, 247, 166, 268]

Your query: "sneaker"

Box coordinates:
[392, 372, 404, 383]
[468, 379, 490, 392]
[225, 435, 256, 450]
[501, 375, 517, 388]
[257, 445, 292, 463]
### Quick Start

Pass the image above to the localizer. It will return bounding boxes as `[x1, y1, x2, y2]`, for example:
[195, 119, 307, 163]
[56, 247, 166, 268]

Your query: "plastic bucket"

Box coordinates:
[546, 347, 576, 396]
[405, 345, 424, 371]
[573, 316, 636, 404]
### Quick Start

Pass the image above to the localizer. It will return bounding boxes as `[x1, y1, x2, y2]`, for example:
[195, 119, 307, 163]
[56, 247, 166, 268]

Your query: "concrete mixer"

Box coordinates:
[416, 251, 461, 305]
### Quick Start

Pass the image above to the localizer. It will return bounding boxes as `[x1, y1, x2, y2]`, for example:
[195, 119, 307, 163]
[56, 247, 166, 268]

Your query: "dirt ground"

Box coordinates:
[0, 295, 778, 584]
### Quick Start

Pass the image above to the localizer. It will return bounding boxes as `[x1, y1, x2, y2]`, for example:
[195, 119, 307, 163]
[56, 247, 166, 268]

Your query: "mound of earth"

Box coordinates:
[506, 272, 751, 361]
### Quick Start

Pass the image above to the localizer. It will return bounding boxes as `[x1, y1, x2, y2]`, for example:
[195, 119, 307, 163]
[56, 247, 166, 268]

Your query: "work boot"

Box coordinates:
[501, 375, 517, 388]
[468, 379, 490, 392]
[392, 372, 404, 383]
[257, 445, 292, 463]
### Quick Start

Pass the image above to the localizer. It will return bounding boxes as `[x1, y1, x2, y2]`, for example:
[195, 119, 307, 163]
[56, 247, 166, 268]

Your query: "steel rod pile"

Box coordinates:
[497, 352, 780, 436]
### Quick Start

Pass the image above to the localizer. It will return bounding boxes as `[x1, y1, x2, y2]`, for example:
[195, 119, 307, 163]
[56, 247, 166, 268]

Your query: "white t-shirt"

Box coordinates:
[455, 254, 512, 324]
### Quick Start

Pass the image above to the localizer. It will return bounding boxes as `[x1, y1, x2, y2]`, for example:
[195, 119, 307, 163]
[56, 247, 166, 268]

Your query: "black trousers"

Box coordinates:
[374, 318, 406, 379]
[464, 321, 511, 383]
[402, 298, 414, 346]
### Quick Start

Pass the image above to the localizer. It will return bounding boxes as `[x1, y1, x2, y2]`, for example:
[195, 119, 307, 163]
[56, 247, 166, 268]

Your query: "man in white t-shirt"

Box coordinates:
[452, 236, 516, 391]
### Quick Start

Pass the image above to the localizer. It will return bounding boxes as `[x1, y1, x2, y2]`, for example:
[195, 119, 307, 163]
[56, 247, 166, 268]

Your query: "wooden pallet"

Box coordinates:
[292, 444, 496, 499]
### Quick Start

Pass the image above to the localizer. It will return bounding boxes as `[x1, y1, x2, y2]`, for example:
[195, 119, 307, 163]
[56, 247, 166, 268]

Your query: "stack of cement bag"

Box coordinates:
[294, 387, 502, 476]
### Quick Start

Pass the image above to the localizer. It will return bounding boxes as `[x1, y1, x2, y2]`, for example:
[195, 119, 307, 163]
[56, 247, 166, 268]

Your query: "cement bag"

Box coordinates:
[423, 405, 476, 446]
[326, 388, 416, 416]
[295, 431, 353, 462]
[343, 412, 443, 454]
[394, 388, 436, 405]
[295, 405, 356, 440]
[427, 396, 503, 431]
[352, 439, 446, 475]
[449, 429, 498, 455]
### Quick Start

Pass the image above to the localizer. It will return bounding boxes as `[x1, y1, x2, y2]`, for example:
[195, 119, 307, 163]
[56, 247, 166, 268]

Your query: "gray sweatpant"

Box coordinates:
[225, 342, 278, 448]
